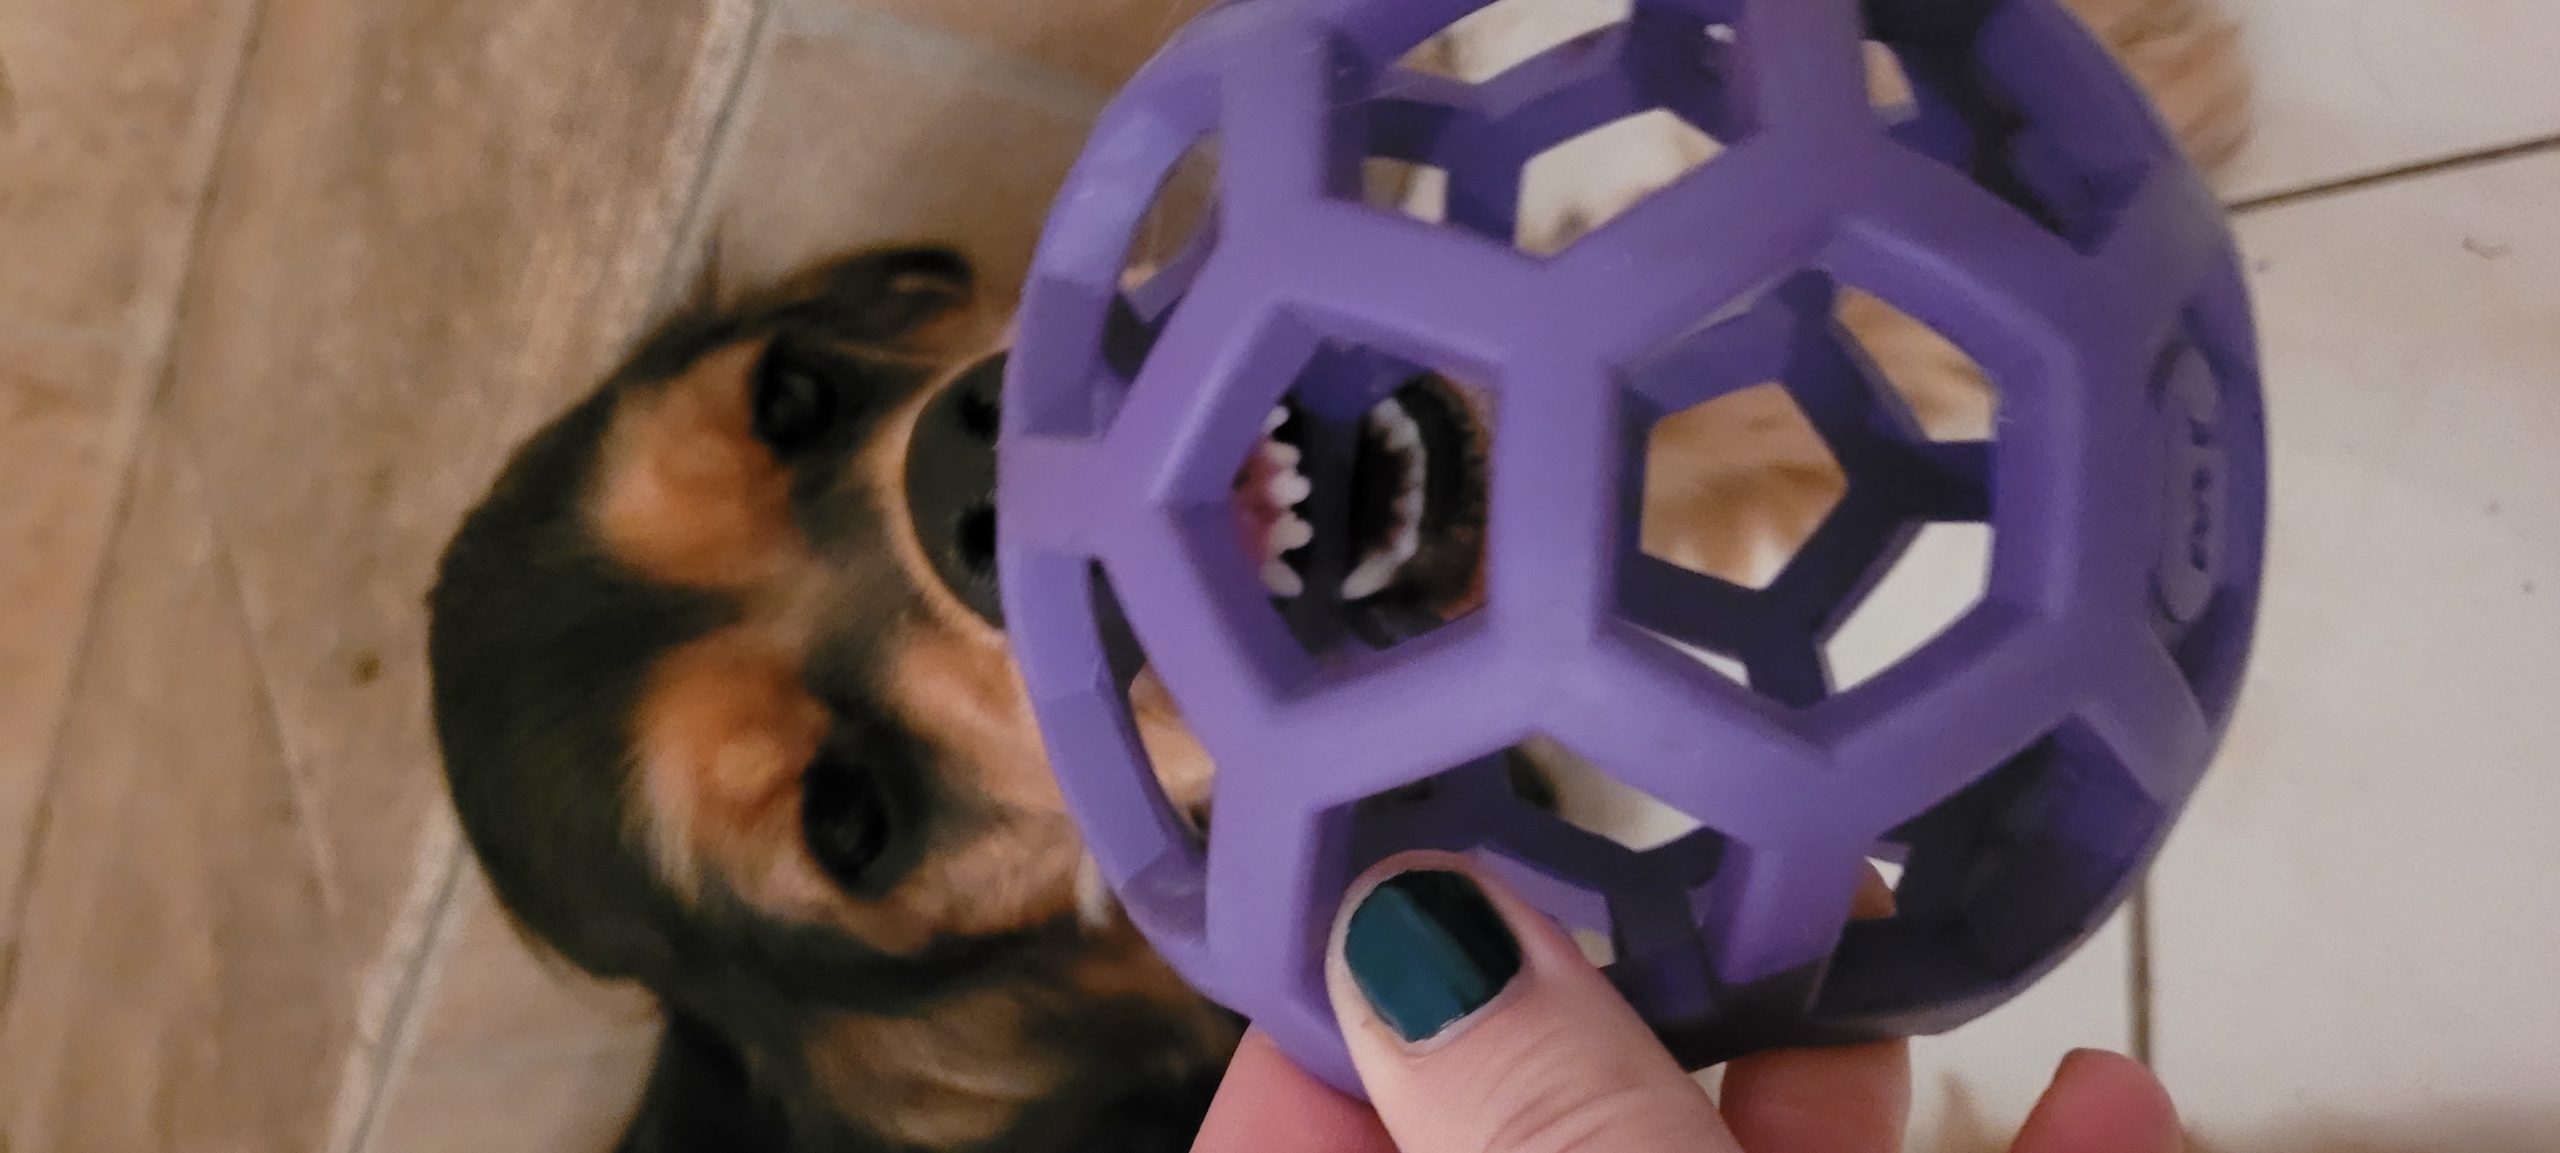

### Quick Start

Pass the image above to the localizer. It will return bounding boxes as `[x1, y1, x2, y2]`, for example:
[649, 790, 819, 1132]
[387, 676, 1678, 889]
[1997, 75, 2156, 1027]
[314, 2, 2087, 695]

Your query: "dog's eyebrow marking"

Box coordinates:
[631, 628, 832, 902]
[593, 341, 803, 589]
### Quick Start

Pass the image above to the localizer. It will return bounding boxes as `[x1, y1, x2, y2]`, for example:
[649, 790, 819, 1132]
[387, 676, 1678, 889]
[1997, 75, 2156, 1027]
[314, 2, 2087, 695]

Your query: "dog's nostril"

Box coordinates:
[956, 502, 997, 575]
[957, 386, 1000, 441]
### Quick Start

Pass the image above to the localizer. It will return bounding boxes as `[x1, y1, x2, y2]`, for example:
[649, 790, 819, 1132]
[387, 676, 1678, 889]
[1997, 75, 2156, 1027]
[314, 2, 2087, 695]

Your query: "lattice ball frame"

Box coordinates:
[996, 0, 2265, 1094]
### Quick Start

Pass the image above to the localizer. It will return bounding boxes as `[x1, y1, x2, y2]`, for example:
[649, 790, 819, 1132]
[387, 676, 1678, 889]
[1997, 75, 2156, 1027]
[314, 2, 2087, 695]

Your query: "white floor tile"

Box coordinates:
[2152, 149, 2560, 1148]
[1905, 913, 2135, 1153]
[2219, 0, 2560, 200]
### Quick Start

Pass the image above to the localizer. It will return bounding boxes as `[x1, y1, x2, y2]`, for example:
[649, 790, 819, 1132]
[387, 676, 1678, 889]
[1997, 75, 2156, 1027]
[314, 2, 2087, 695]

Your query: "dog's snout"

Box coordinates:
[905, 352, 1008, 626]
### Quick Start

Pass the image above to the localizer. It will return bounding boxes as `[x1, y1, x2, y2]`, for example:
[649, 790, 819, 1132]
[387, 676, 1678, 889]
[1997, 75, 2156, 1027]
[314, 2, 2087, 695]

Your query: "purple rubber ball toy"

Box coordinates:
[995, 0, 2265, 1095]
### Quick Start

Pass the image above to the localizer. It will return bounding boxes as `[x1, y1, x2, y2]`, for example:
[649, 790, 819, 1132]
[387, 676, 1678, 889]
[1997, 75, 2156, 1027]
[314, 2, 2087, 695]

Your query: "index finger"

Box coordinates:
[1191, 1029, 1397, 1153]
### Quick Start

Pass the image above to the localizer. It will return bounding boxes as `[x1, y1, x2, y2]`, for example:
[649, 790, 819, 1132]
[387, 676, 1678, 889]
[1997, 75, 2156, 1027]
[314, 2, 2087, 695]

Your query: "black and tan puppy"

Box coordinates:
[425, 7, 2251, 1147]
[429, 247, 1247, 1153]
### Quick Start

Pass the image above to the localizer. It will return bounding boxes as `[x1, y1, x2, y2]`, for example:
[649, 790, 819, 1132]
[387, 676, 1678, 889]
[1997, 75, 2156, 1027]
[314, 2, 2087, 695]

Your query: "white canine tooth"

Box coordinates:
[1394, 489, 1425, 524]
[1261, 559, 1306, 598]
[1341, 554, 1399, 601]
[1271, 514, 1315, 554]
[1261, 440, 1302, 470]
[1389, 518, 1423, 565]
[1341, 558, 1402, 604]
[1264, 406, 1290, 434]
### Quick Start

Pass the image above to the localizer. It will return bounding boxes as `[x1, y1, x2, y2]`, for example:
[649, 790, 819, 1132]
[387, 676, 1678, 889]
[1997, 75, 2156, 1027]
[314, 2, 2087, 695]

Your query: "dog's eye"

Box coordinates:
[751, 339, 839, 454]
[801, 753, 890, 893]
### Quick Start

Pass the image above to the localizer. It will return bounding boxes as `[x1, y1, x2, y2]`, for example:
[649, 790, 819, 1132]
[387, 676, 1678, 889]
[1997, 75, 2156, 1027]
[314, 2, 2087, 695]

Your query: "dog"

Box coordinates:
[425, 3, 2249, 1150]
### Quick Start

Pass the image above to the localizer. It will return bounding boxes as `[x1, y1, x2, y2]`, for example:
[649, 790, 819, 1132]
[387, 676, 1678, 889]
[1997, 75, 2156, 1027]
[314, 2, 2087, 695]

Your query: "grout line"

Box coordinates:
[334, 4, 781, 1148]
[781, 0, 1115, 123]
[2127, 882, 2155, 1068]
[329, 815, 465, 1153]
[649, 0, 782, 322]
[0, 0, 270, 1025]
[203, 438, 349, 916]
[2229, 133, 2560, 216]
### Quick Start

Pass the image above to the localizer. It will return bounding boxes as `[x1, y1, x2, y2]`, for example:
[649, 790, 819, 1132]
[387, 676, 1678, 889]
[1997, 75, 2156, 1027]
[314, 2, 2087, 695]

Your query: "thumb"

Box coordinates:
[1324, 853, 1737, 1153]
[2010, 1049, 2187, 1153]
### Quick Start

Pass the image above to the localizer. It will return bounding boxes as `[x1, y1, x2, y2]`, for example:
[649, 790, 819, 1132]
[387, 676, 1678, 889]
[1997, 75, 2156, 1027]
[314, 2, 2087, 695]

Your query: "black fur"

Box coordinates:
[428, 246, 1237, 1152]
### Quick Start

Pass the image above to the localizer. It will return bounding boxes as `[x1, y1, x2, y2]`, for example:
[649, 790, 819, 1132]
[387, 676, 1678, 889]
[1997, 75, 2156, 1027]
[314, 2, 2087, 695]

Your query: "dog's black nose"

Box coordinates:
[905, 351, 1006, 626]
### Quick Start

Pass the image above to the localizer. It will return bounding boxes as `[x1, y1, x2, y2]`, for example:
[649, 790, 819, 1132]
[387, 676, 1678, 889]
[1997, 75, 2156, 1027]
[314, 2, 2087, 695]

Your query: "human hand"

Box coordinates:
[1192, 854, 2186, 1153]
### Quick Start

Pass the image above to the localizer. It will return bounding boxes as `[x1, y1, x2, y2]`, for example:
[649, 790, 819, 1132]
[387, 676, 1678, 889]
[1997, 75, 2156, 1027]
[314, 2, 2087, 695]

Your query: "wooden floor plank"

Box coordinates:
[0, 423, 351, 1153]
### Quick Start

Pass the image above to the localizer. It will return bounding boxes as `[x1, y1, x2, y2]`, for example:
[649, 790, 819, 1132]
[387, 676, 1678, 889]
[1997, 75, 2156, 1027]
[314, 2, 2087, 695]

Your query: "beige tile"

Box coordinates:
[400, 867, 658, 1057]
[0, 0, 256, 337]
[365, 1043, 659, 1153]
[0, 335, 149, 939]
[1905, 913, 2136, 1152]
[0, 423, 351, 1153]
[714, 6, 1102, 297]
[0, 0, 256, 947]
[155, 0, 762, 998]
[362, 868, 658, 1153]
[2219, 0, 2560, 200]
[821, 0, 1213, 91]
[2152, 151, 2560, 1144]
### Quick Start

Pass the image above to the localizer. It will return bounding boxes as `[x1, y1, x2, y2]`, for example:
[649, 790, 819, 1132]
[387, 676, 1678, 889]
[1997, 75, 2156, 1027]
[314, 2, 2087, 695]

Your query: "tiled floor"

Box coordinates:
[0, 0, 2553, 1150]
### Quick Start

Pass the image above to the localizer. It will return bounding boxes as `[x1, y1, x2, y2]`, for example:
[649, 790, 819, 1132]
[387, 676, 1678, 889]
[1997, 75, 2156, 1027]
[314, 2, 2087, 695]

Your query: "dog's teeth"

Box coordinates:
[1389, 516, 1423, 565]
[1264, 406, 1290, 434]
[1270, 513, 1315, 555]
[1341, 553, 1399, 601]
[1261, 559, 1306, 598]
[1393, 488, 1425, 525]
[1367, 398, 1425, 454]
[1267, 468, 1313, 508]
[1260, 440, 1302, 471]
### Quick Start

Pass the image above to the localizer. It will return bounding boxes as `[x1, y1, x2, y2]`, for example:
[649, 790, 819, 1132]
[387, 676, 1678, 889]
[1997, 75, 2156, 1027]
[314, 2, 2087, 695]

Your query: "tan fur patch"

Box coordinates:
[2065, 0, 2253, 168]
[1129, 669, 1218, 821]
[1642, 383, 1852, 587]
[632, 629, 837, 908]
[593, 341, 802, 589]
[806, 984, 1067, 1149]
[633, 619, 1096, 952]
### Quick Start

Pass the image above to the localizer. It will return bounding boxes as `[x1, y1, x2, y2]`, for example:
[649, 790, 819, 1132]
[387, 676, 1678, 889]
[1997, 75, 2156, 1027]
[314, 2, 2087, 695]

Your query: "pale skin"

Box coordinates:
[1193, 855, 2186, 1153]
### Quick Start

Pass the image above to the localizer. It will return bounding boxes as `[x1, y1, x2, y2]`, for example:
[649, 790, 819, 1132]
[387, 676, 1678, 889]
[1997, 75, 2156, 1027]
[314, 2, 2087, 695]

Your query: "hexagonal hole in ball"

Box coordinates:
[1083, 565, 1224, 849]
[1227, 341, 1495, 659]
[1638, 381, 1844, 592]
[1863, 0, 2163, 255]
[1093, 138, 1222, 431]
[1820, 723, 2164, 1020]
[1349, 0, 1754, 256]
[1608, 270, 2001, 709]
[1405, 0, 1634, 85]
[1340, 733, 1733, 976]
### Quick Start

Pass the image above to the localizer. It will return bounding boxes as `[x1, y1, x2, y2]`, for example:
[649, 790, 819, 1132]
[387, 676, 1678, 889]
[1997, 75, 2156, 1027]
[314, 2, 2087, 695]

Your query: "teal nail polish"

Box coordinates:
[1344, 870, 1523, 1043]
